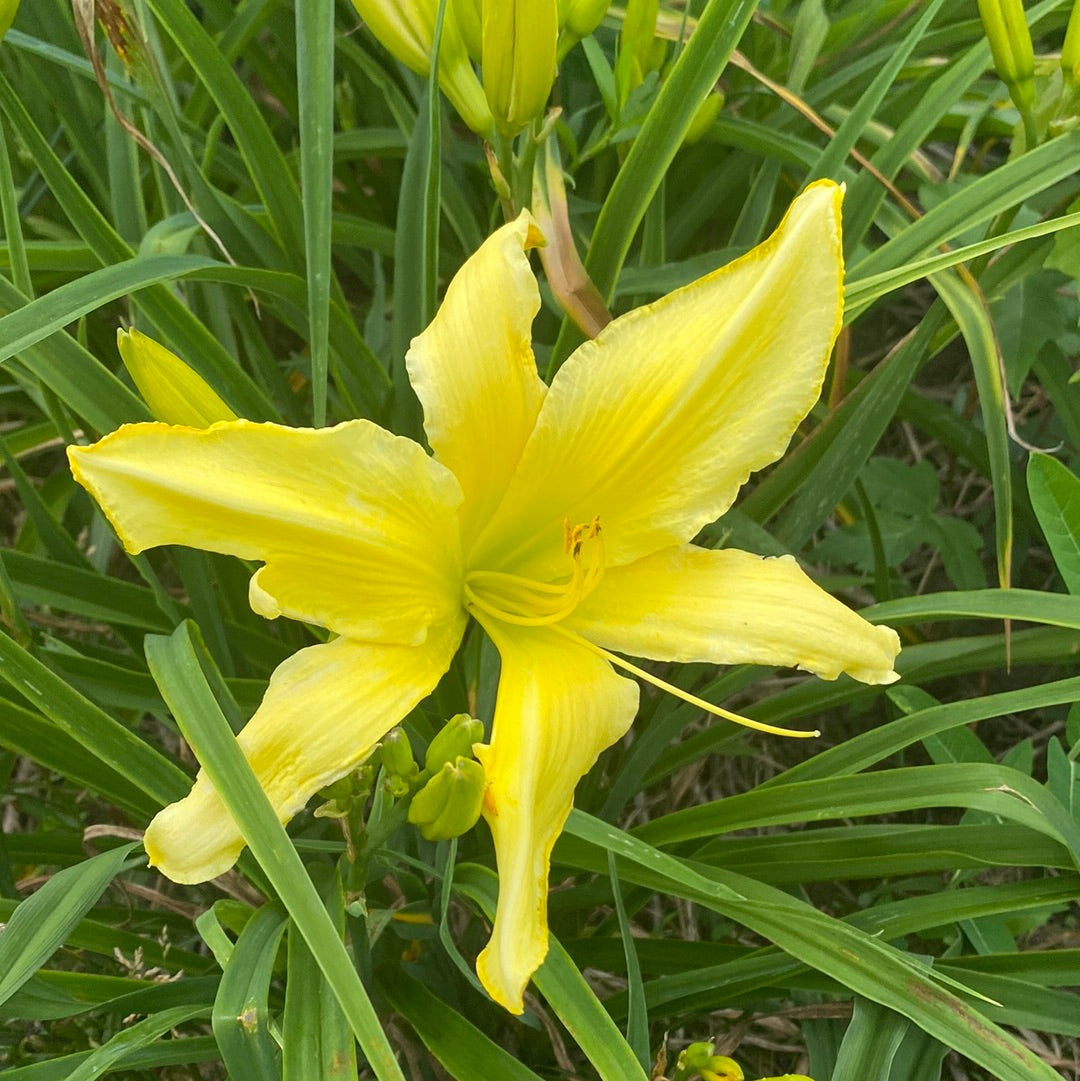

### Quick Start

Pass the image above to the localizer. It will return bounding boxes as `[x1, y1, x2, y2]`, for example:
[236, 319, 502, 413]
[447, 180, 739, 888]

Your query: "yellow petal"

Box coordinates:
[406, 211, 547, 549]
[144, 620, 464, 882]
[68, 419, 463, 646]
[473, 623, 638, 1013]
[567, 545, 901, 684]
[470, 181, 845, 582]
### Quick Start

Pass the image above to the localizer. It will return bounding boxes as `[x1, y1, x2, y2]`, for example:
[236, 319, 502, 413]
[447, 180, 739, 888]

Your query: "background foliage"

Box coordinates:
[1, 0, 1079, 1079]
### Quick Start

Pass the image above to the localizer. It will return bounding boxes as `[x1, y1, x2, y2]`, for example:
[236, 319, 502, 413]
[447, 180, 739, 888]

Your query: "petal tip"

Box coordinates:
[476, 943, 535, 1015]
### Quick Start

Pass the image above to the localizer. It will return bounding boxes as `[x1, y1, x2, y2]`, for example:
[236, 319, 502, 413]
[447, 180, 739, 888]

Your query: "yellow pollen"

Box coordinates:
[465, 516, 605, 628]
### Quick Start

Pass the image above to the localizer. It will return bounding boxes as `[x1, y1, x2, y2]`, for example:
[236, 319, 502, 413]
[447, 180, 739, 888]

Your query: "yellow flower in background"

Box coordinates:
[68, 181, 900, 1014]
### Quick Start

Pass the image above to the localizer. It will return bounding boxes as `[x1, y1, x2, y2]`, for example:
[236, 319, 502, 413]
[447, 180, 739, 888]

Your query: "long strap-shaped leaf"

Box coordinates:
[145, 622, 405, 1081]
[563, 811, 1065, 1081]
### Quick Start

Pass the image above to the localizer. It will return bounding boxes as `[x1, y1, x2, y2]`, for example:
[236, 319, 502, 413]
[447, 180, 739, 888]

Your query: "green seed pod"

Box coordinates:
[424, 713, 485, 773]
[407, 756, 485, 842]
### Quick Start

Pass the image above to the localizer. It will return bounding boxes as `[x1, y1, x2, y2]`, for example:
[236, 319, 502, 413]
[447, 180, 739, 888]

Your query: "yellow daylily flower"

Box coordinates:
[68, 180, 900, 1015]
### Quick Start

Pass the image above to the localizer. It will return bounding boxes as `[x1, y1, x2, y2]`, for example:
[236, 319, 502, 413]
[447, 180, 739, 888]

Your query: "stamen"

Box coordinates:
[551, 626, 820, 739]
[465, 516, 605, 628]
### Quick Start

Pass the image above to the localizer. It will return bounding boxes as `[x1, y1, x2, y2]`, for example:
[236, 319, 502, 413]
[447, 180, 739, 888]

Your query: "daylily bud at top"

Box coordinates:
[451, 0, 482, 62]
[117, 329, 237, 428]
[349, 0, 493, 135]
[1063, 0, 1080, 85]
[407, 755, 485, 841]
[482, 0, 559, 133]
[558, 0, 608, 38]
[977, 0, 1036, 110]
[424, 713, 485, 773]
[0, 0, 19, 41]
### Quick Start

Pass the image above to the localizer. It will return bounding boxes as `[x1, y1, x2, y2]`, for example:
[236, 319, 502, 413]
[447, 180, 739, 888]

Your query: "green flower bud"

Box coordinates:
[451, 0, 482, 63]
[683, 90, 724, 145]
[0, 1, 19, 41]
[379, 727, 417, 780]
[482, 0, 559, 134]
[424, 713, 485, 773]
[118, 328, 238, 427]
[615, 0, 659, 103]
[673, 1043, 744, 1081]
[1063, 0, 1080, 85]
[349, 0, 493, 135]
[407, 755, 485, 841]
[558, 0, 608, 38]
[977, 0, 1036, 110]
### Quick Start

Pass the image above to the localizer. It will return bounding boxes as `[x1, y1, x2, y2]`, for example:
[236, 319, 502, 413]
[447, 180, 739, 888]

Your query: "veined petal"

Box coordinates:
[566, 545, 901, 684]
[473, 623, 638, 1013]
[68, 420, 463, 646]
[144, 620, 464, 883]
[471, 182, 845, 581]
[407, 212, 547, 549]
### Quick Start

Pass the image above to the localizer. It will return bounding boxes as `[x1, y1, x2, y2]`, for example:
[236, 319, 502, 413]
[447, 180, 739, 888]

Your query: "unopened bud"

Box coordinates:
[977, 0, 1036, 111]
[0, 1, 20, 41]
[118, 328, 237, 427]
[558, 0, 608, 38]
[407, 755, 485, 841]
[615, 0, 660, 102]
[701, 1058, 744, 1081]
[1063, 0, 1080, 85]
[683, 90, 724, 145]
[482, 0, 559, 133]
[674, 1043, 744, 1081]
[349, 0, 493, 135]
[424, 713, 484, 773]
[451, 0, 482, 62]
[379, 727, 418, 782]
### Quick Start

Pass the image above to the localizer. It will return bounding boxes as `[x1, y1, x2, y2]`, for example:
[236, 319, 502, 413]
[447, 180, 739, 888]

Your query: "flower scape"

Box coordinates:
[68, 179, 900, 1014]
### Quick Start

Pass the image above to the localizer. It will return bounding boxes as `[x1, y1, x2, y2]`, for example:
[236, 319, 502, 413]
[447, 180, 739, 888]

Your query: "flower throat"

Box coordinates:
[463, 516, 605, 628]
